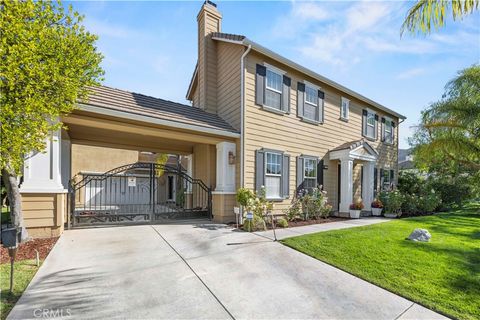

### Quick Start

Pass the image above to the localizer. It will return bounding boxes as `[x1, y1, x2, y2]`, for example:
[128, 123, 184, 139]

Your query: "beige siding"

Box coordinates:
[243, 51, 399, 212]
[71, 144, 138, 177]
[22, 193, 65, 237]
[197, 7, 221, 114]
[216, 42, 243, 131]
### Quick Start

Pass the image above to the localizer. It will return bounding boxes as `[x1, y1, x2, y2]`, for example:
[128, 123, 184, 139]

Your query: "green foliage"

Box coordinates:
[282, 204, 480, 320]
[285, 188, 332, 221]
[409, 65, 480, 201]
[398, 170, 472, 214]
[236, 187, 272, 232]
[379, 190, 403, 216]
[276, 217, 288, 228]
[402, 0, 480, 35]
[0, 0, 104, 174]
[284, 197, 302, 222]
[235, 188, 255, 209]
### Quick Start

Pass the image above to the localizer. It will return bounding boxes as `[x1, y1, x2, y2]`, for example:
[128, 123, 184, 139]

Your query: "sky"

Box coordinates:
[69, 0, 480, 149]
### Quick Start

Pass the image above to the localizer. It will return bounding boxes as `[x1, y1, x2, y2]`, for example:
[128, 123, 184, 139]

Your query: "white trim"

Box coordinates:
[211, 36, 243, 45]
[240, 44, 252, 189]
[304, 80, 319, 91]
[263, 62, 286, 75]
[341, 97, 350, 120]
[20, 188, 69, 194]
[185, 64, 198, 101]
[211, 191, 237, 195]
[77, 103, 240, 139]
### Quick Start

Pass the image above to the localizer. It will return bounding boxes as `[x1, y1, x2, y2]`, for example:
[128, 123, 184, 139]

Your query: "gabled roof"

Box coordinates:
[81, 86, 238, 135]
[330, 139, 378, 155]
[205, 32, 406, 120]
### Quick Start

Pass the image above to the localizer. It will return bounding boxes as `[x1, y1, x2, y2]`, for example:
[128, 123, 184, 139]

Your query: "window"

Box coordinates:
[303, 85, 318, 121]
[303, 158, 317, 189]
[265, 69, 282, 110]
[265, 152, 282, 198]
[384, 119, 393, 144]
[341, 97, 349, 120]
[365, 110, 376, 138]
[382, 169, 391, 191]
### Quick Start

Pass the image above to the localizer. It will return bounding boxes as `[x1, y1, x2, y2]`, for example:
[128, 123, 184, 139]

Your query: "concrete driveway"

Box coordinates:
[8, 221, 447, 320]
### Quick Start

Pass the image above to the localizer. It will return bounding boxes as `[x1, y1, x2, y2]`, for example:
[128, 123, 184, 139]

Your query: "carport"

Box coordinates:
[19, 86, 240, 237]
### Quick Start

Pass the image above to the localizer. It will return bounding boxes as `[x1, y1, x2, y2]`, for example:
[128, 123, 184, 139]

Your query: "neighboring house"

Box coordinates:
[19, 1, 405, 238]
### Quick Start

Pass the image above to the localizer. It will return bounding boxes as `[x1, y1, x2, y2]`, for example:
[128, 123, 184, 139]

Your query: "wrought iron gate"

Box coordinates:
[69, 162, 212, 227]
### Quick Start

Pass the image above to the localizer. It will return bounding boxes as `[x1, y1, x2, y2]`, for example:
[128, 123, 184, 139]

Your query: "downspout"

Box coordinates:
[240, 44, 252, 189]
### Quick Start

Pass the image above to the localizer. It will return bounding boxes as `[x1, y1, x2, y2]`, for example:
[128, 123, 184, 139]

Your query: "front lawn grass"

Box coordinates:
[1, 260, 41, 320]
[282, 204, 480, 320]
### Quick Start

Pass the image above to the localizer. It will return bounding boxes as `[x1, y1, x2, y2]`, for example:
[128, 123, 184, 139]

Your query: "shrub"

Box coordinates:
[284, 197, 302, 221]
[371, 198, 383, 209]
[276, 217, 288, 228]
[418, 189, 442, 213]
[236, 188, 255, 208]
[236, 186, 272, 232]
[349, 201, 364, 210]
[426, 175, 471, 209]
[379, 190, 403, 216]
[243, 214, 266, 232]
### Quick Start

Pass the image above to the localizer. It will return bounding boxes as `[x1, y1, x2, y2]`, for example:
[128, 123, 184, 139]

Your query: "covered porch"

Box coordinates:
[329, 140, 378, 216]
[19, 86, 240, 237]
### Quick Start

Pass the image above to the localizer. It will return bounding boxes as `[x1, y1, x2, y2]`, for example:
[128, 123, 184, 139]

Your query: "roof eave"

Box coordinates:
[75, 103, 240, 139]
[186, 63, 198, 101]
[212, 36, 406, 120]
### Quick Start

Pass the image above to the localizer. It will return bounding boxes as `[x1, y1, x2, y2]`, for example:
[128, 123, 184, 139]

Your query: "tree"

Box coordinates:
[409, 65, 480, 196]
[0, 0, 103, 240]
[402, 0, 479, 35]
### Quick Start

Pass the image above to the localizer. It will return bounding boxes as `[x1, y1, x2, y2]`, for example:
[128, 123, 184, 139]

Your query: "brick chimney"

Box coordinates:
[197, 1, 221, 114]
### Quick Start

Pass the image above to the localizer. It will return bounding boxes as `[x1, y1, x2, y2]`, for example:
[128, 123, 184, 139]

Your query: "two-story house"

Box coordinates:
[19, 1, 405, 237]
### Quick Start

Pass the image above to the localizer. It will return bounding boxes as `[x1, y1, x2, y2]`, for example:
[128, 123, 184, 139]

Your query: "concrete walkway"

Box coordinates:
[8, 220, 448, 320]
[255, 217, 392, 240]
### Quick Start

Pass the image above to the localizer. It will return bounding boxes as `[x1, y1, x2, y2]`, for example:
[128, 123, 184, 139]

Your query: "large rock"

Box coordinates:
[407, 228, 431, 242]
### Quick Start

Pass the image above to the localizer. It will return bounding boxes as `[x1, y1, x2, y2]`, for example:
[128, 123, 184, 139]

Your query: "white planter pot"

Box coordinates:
[384, 213, 397, 218]
[349, 210, 361, 219]
[371, 208, 383, 216]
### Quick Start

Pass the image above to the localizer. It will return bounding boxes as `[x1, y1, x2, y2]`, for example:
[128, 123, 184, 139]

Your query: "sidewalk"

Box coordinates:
[255, 217, 392, 240]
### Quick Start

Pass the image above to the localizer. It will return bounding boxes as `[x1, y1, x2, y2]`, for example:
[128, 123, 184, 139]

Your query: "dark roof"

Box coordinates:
[83, 86, 238, 134]
[211, 32, 245, 42]
[330, 139, 379, 156]
[399, 160, 415, 170]
[330, 140, 364, 152]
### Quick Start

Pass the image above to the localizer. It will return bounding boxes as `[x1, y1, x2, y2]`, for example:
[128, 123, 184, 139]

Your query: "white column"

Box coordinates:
[185, 154, 193, 192]
[20, 130, 67, 193]
[339, 158, 354, 213]
[362, 162, 375, 211]
[215, 141, 236, 193]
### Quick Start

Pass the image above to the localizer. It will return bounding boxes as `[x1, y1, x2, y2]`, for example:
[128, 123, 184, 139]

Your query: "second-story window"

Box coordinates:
[385, 119, 393, 143]
[265, 69, 283, 110]
[304, 85, 318, 121]
[363, 109, 377, 139]
[341, 97, 349, 120]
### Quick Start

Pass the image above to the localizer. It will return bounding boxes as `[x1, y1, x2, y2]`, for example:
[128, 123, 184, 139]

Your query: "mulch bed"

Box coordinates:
[228, 216, 349, 230]
[1, 237, 58, 264]
[285, 217, 348, 228]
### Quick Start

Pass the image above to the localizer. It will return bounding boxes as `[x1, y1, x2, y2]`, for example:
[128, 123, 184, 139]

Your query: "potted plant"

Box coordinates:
[349, 201, 364, 219]
[371, 199, 383, 216]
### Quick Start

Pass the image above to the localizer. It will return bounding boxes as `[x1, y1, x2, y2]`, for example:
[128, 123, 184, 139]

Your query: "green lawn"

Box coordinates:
[1, 260, 42, 320]
[282, 204, 480, 320]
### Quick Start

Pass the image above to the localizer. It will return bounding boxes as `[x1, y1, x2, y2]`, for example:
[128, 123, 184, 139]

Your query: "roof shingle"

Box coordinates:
[83, 86, 238, 134]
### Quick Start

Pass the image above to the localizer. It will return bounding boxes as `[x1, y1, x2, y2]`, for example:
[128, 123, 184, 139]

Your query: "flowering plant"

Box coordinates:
[349, 201, 364, 210]
[371, 198, 384, 208]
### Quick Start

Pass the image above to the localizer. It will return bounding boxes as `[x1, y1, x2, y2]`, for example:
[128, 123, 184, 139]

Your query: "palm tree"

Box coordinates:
[414, 65, 480, 171]
[402, 0, 479, 35]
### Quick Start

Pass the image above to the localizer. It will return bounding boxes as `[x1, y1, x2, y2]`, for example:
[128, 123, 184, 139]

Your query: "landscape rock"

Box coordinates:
[407, 228, 431, 242]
